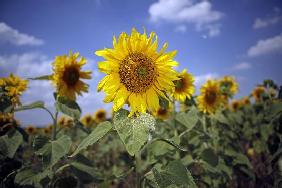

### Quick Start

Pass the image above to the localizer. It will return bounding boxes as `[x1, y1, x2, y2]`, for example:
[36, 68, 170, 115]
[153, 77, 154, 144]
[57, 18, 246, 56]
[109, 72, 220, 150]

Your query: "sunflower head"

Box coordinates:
[219, 76, 238, 97]
[96, 28, 179, 116]
[51, 52, 92, 100]
[0, 113, 13, 124]
[81, 114, 94, 127]
[94, 109, 107, 123]
[172, 69, 195, 102]
[241, 97, 251, 106]
[230, 100, 241, 112]
[25, 125, 36, 135]
[43, 127, 52, 135]
[154, 106, 172, 120]
[269, 88, 277, 98]
[58, 116, 66, 128]
[252, 86, 266, 102]
[197, 80, 224, 114]
[0, 74, 28, 106]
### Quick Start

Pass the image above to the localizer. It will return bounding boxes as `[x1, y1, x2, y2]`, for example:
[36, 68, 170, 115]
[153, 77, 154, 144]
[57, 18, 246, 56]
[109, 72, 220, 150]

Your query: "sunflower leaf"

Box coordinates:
[29, 75, 52, 80]
[14, 101, 45, 112]
[55, 96, 81, 119]
[113, 109, 156, 156]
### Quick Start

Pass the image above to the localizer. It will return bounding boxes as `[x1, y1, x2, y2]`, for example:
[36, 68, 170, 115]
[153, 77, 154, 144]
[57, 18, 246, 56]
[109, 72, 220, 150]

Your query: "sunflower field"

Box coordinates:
[1, 28, 282, 188]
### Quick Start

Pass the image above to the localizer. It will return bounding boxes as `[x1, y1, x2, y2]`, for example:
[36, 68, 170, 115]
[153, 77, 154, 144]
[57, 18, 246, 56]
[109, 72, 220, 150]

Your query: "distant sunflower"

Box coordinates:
[0, 113, 13, 123]
[172, 69, 195, 102]
[252, 86, 265, 102]
[94, 109, 107, 123]
[81, 114, 94, 127]
[0, 74, 28, 106]
[269, 88, 277, 98]
[51, 52, 92, 100]
[43, 127, 51, 135]
[25, 125, 36, 135]
[219, 76, 238, 97]
[197, 80, 224, 114]
[58, 116, 66, 128]
[96, 28, 179, 116]
[241, 97, 250, 106]
[230, 100, 241, 112]
[154, 106, 171, 120]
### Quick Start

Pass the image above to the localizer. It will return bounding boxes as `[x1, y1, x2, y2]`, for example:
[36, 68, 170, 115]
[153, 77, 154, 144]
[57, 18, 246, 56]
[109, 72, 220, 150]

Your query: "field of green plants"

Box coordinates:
[1, 29, 282, 188]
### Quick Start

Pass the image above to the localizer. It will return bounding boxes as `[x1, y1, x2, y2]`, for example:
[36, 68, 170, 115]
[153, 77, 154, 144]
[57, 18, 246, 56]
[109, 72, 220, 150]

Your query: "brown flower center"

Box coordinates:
[119, 53, 157, 93]
[96, 111, 106, 119]
[63, 66, 80, 86]
[174, 78, 185, 92]
[157, 108, 167, 115]
[205, 90, 217, 105]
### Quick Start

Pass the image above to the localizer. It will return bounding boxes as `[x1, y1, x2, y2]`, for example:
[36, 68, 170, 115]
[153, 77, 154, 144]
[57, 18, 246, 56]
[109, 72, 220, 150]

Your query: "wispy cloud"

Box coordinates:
[0, 22, 44, 46]
[231, 62, 252, 71]
[247, 33, 282, 57]
[195, 73, 219, 86]
[148, 0, 223, 37]
[253, 8, 282, 29]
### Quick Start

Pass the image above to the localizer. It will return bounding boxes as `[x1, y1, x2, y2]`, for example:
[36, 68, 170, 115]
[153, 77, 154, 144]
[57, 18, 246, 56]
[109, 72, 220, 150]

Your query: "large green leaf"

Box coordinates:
[201, 148, 219, 167]
[29, 75, 52, 80]
[0, 129, 23, 158]
[113, 109, 155, 156]
[14, 101, 44, 112]
[55, 96, 81, 119]
[70, 121, 112, 157]
[152, 160, 197, 188]
[35, 135, 72, 167]
[15, 168, 51, 188]
[175, 106, 198, 131]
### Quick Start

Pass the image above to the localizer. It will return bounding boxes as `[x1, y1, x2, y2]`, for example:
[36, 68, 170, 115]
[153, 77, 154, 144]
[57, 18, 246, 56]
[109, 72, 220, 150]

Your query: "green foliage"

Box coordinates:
[0, 129, 23, 158]
[70, 121, 112, 157]
[201, 148, 219, 167]
[175, 106, 198, 130]
[113, 109, 155, 156]
[55, 96, 81, 119]
[14, 100, 45, 112]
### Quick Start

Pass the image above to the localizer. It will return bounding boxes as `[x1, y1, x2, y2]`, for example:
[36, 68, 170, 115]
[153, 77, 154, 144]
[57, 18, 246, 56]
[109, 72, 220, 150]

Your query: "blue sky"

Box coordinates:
[0, 0, 282, 126]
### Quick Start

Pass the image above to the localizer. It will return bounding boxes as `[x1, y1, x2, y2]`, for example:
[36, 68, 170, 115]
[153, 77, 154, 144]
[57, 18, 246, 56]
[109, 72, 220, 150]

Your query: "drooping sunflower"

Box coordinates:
[154, 106, 172, 120]
[81, 114, 94, 127]
[0, 74, 28, 106]
[51, 52, 92, 100]
[95, 28, 179, 116]
[252, 86, 265, 102]
[25, 125, 37, 135]
[94, 109, 107, 123]
[230, 100, 241, 112]
[241, 97, 250, 106]
[172, 69, 195, 102]
[219, 76, 238, 97]
[197, 80, 224, 114]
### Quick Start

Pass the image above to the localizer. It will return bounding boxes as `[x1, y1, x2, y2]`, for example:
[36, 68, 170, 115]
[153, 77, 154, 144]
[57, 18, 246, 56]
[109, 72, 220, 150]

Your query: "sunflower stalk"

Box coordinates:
[135, 151, 142, 188]
[51, 110, 58, 140]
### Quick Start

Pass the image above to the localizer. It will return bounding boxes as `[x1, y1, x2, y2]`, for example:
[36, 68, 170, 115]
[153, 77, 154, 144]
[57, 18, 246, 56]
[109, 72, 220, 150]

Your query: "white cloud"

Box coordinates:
[0, 22, 44, 46]
[149, 0, 223, 37]
[253, 8, 282, 29]
[231, 62, 252, 71]
[195, 73, 218, 86]
[247, 33, 282, 57]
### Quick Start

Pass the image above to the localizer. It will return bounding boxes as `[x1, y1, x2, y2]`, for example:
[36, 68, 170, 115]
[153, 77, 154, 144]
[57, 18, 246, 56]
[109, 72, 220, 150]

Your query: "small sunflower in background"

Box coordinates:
[94, 109, 107, 123]
[43, 127, 51, 135]
[171, 69, 195, 102]
[252, 86, 265, 102]
[268, 88, 277, 98]
[241, 96, 251, 106]
[0, 74, 28, 106]
[25, 125, 37, 135]
[219, 76, 238, 97]
[58, 116, 66, 128]
[96, 28, 179, 116]
[51, 52, 92, 100]
[230, 100, 241, 112]
[197, 80, 224, 114]
[0, 113, 13, 124]
[154, 106, 172, 120]
[81, 114, 94, 127]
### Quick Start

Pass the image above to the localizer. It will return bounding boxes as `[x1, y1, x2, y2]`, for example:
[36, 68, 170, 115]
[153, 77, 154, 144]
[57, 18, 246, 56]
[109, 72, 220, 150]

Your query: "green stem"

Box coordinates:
[51, 111, 58, 140]
[135, 151, 142, 188]
[172, 98, 178, 136]
[203, 115, 208, 148]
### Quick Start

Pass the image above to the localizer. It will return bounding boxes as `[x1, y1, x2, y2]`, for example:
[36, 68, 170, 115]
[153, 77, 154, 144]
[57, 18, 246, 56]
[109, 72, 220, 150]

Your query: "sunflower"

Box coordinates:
[171, 69, 195, 102]
[230, 100, 241, 112]
[0, 113, 13, 123]
[94, 109, 107, 123]
[95, 28, 179, 116]
[269, 88, 277, 98]
[154, 106, 171, 120]
[51, 52, 92, 100]
[25, 125, 36, 135]
[43, 127, 52, 135]
[197, 80, 224, 114]
[58, 116, 66, 128]
[252, 86, 265, 102]
[241, 97, 250, 106]
[219, 76, 238, 97]
[0, 74, 28, 106]
[81, 114, 94, 127]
